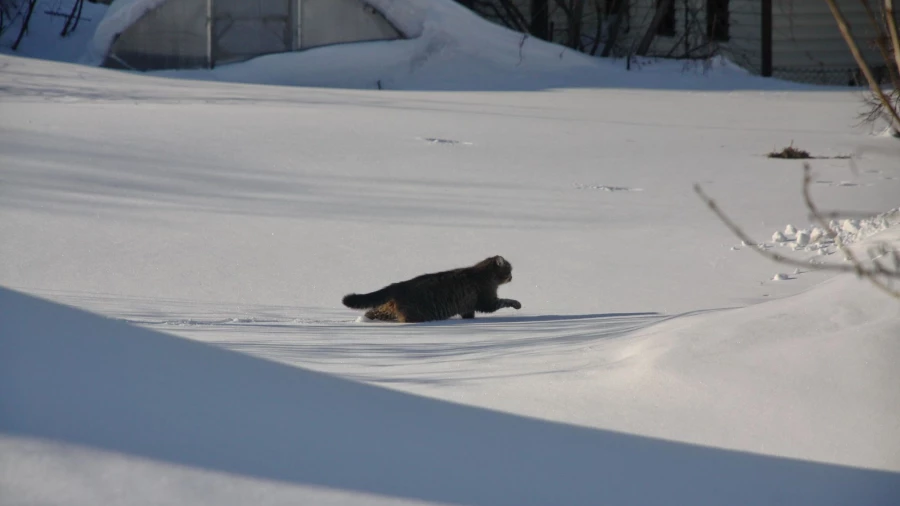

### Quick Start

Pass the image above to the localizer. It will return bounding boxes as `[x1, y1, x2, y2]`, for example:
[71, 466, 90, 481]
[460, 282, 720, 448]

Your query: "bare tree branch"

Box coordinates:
[11, 0, 35, 51]
[825, 0, 900, 128]
[859, 0, 900, 88]
[799, 162, 900, 297]
[60, 0, 85, 37]
[886, 0, 900, 81]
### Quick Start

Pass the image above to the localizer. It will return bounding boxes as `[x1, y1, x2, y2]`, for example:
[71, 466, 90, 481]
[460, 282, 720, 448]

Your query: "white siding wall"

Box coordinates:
[717, 0, 762, 74]
[769, 0, 894, 84]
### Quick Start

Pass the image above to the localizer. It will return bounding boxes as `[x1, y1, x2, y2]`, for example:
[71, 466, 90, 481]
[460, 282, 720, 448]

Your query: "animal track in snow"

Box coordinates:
[418, 137, 473, 145]
[744, 208, 900, 283]
[861, 170, 897, 180]
[573, 183, 643, 192]
[815, 180, 869, 187]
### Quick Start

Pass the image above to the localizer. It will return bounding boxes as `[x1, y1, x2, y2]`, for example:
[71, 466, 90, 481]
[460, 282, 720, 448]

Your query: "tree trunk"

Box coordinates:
[530, 0, 550, 40]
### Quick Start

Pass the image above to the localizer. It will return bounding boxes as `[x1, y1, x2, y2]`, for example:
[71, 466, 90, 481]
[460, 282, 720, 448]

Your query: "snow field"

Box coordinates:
[1, 1, 900, 502]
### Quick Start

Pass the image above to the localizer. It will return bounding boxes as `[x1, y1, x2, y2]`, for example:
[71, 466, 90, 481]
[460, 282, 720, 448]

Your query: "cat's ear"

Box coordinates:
[495, 256, 505, 266]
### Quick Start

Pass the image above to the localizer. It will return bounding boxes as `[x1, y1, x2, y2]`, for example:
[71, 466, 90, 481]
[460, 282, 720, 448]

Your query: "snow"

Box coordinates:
[82, 0, 168, 65]
[758, 209, 900, 267]
[84, 0, 430, 66]
[84, 0, 432, 67]
[2, 279, 899, 506]
[6, 0, 812, 92]
[2, 1, 900, 503]
[144, 8, 809, 92]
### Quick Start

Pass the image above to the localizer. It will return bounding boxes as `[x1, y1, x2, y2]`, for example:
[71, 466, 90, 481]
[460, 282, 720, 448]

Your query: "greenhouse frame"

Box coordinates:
[102, 0, 405, 70]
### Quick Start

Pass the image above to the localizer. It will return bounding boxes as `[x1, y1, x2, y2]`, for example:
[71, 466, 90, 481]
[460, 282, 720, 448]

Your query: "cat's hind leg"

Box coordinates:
[365, 303, 399, 322]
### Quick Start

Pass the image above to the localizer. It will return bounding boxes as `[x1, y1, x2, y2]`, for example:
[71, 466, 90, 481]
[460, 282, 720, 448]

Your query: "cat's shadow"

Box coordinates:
[411, 312, 661, 327]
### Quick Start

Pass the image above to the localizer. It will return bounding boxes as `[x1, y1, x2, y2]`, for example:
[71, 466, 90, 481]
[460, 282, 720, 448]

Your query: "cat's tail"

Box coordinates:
[342, 286, 394, 309]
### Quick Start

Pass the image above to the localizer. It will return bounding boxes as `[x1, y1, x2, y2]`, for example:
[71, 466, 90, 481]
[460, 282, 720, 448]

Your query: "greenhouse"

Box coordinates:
[99, 0, 406, 70]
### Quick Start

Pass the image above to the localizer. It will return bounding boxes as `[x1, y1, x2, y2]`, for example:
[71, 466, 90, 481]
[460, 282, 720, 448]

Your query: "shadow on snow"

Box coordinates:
[1, 287, 897, 506]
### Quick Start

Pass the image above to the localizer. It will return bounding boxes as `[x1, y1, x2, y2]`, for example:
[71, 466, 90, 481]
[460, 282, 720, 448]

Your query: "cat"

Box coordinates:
[342, 255, 521, 323]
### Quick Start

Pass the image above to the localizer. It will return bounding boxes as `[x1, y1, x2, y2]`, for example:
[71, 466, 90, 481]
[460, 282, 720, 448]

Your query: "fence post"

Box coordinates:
[207, 0, 215, 68]
[762, 0, 772, 76]
[530, 0, 550, 40]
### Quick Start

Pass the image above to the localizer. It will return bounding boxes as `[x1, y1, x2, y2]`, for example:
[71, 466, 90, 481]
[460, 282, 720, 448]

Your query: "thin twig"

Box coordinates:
[825, 0, 900, 127]
[800, 163, 862, 275]
[694, 184, 849, 272]
[886, 0, 900, 86]
[11, 0, 36, 51]
[859, 0, 900, 88]
[517, 33, 527, 66]
[800, 162, 899, 297]
[694, 169, 900, 299]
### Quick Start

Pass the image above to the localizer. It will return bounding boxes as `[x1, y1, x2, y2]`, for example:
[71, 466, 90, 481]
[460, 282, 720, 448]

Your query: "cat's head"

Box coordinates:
[488, 255, 513, 284]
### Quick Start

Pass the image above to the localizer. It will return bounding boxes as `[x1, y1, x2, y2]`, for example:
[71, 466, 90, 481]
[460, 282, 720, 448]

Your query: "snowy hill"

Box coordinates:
[3, 0, 806, 91]
[2, 281, 898, 506]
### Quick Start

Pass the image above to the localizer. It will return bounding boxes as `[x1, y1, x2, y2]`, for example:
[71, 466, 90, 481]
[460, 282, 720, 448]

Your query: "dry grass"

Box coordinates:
[768, 143, 811, 159]
[767, 142, 851, 160]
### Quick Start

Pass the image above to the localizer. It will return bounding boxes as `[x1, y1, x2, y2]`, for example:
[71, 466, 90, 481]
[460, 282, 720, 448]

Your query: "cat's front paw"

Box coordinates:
[508, 300, 522, 310]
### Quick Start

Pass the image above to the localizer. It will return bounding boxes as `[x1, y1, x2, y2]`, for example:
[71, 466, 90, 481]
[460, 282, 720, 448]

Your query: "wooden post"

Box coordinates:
[761, 0, 772, 77]
[530, 0, 550, 41]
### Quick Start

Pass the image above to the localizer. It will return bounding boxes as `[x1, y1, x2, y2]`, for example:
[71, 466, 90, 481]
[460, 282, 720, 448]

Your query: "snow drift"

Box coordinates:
[2, 21, 899, 505]
[2, 286, 898, 506]
[0, 0, 799, 91]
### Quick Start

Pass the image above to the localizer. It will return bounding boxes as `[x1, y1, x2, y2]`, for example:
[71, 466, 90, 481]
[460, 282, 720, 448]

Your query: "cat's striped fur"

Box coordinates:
[342, 256, 521, 323]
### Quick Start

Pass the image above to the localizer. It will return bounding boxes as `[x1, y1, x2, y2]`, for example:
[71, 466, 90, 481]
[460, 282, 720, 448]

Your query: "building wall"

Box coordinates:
[466, 0, 899, 85]
[723, 0, 898, 85]
[716, 1, 762, 74]
[768, 0, 895, 85]
[483, 1, 732, 58]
